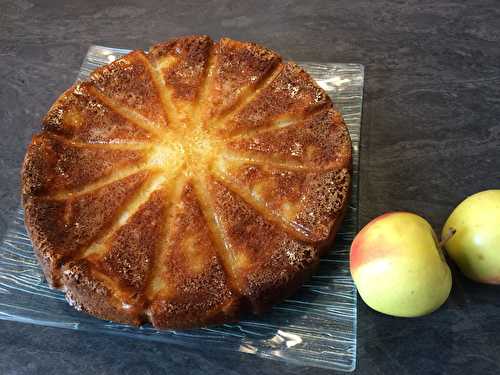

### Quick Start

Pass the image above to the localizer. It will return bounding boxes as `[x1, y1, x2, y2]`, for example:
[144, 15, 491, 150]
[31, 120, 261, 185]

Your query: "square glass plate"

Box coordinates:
[0, 45, 364, 371]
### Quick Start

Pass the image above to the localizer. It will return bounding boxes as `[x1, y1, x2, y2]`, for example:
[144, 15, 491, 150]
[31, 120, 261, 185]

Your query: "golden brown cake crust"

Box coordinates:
[43, 82, 154, 144]
[147, 183, 238, 328]
[22, 133, 147, 196]
[207, 37, 282, 119]
[149, 35, 213, 102]
[22, 36, 352, 329]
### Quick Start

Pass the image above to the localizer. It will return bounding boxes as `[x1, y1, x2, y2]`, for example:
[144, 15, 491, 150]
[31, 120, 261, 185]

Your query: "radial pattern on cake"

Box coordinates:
[22, 35, 352, 328]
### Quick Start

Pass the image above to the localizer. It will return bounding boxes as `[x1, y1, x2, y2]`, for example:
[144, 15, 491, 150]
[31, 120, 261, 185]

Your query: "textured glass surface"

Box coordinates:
[0, 45, 364, 371]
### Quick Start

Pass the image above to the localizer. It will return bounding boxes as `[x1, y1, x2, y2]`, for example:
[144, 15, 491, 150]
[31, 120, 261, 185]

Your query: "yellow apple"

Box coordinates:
[442, 190, 500, 284]
[350, 212, 452, 317]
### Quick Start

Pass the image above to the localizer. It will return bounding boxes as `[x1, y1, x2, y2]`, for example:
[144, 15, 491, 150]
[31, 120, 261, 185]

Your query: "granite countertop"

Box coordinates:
[1, 1, 499, 374]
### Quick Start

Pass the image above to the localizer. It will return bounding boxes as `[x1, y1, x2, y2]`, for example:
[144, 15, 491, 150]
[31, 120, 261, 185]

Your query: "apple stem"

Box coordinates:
[439, 228, 456, 248]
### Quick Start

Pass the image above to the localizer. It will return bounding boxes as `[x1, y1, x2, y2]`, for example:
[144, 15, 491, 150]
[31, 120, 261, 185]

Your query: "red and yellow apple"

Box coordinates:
[350, 212, 452, 317]
[442, 190, 500, 284]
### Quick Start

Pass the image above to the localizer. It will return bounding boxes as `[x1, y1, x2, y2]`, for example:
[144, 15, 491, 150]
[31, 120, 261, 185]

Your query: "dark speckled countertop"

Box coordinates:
[1, 1, 499, 374]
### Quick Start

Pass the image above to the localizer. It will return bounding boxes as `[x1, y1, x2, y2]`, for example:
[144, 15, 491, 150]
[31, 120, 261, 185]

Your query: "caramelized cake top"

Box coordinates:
[22, 36, 352, 328]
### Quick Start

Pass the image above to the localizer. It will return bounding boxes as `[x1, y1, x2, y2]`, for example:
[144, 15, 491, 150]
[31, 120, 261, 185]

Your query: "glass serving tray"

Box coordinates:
[0, 45, 364, 371]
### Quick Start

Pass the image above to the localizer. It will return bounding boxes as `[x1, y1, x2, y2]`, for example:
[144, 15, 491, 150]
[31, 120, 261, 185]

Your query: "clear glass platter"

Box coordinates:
[0, 45, 364, 371]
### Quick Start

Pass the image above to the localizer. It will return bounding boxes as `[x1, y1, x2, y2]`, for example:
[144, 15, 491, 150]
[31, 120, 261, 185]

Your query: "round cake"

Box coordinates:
[21, 36, 352, 328]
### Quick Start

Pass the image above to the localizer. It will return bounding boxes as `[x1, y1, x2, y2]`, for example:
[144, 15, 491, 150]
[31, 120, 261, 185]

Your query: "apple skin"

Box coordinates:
[442, 190, 500, 284]
[350, 212, 452, 317]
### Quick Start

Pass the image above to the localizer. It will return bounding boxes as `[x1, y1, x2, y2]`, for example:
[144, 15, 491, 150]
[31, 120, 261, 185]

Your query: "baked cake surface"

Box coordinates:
[22, 36, 352, 328]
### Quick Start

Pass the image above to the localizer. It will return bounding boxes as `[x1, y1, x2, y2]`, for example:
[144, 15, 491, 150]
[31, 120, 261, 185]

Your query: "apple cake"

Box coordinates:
[21, 36, 352, 328]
